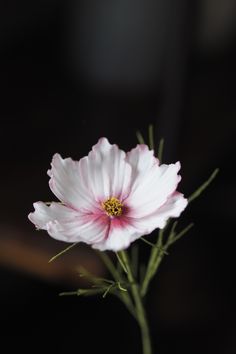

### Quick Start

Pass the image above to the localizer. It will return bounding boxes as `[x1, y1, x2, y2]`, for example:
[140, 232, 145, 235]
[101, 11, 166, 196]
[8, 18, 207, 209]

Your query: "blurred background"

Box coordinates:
[0, 0, 236, 352]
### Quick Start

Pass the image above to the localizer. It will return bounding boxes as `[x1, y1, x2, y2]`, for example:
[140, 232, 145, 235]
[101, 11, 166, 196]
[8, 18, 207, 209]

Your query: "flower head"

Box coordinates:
[28, 138, 187, 251]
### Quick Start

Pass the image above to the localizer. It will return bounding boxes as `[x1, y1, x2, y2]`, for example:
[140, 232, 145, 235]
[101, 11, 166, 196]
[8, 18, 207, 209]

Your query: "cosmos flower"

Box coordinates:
[28, 138, 187, 251]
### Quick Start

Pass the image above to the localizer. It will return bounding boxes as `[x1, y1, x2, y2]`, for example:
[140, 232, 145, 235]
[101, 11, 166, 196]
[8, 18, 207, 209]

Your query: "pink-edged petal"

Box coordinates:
[48, 154, 99, 212]
[125, 144, 182, 218]
[28, 201, 109, 243]
[47, 213, 109, 243]
[28, 201, 78, 230]
[79, 138, 132, 202]
[93, 217, 143, 252]
[128, 192, 188, 233]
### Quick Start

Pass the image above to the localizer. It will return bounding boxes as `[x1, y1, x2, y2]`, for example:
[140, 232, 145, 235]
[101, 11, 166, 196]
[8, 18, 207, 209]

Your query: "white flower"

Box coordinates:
[28, 138, 187, 251]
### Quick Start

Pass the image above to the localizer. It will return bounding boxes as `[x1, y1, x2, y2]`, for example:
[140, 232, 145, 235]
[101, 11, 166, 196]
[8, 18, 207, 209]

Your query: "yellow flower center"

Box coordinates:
[102, 197, 123, 217]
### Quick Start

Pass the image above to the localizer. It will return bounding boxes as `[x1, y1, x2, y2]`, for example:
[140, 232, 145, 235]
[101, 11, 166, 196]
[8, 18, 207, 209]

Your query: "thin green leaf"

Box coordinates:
[148, 124, 154, 150]
[102, 284, 114, 298]
[96, 251, 119, 281]
[116, 257, 123, 276]
[78, 266, 114, 285]
[59, 288, 105, 297]
[136, 130, 145, 144]
[140, 237, 168, 255]
[117, 282, 127, 292]
[168, 221, 178, 243]
[59, 291, 79, 296]
[48, 242, 78, 263]
[116, 252, 128, 274]
[157, 138, 164, 163]
[139, 263, 146, 285]
[169, 223, 194, 245]
[140, 228, 164, 296]
[188, 168, 219, 203]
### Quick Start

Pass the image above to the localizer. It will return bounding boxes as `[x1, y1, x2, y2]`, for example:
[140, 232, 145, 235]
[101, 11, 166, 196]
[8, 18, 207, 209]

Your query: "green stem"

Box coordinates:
[119, 250, 152, 354]
[141, 229, 164, 297]
[96, 251, 136, 318]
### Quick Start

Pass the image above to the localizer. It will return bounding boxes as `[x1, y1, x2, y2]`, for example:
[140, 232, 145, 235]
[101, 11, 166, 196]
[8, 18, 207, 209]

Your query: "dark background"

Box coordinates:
[0, 1, 236, 353]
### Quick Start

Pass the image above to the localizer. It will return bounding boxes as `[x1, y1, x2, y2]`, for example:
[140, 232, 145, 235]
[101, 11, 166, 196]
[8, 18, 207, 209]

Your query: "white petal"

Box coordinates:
[28, 201, 109, 243]
[47, 213, 109, 243]
[80, 138, 132, 202]
[126, 144, 182, 218]
[126, 144, 158, 190]
[48, 154, 98, 212]
[28, 201, 78, 230]
[128, 192, 188, 233]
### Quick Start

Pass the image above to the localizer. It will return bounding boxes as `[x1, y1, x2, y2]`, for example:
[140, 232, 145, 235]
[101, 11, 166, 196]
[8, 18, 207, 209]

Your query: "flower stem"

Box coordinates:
[141, 229, 165, 297]
[119, 250, 152, 354]
[96, 251, 136, 318]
